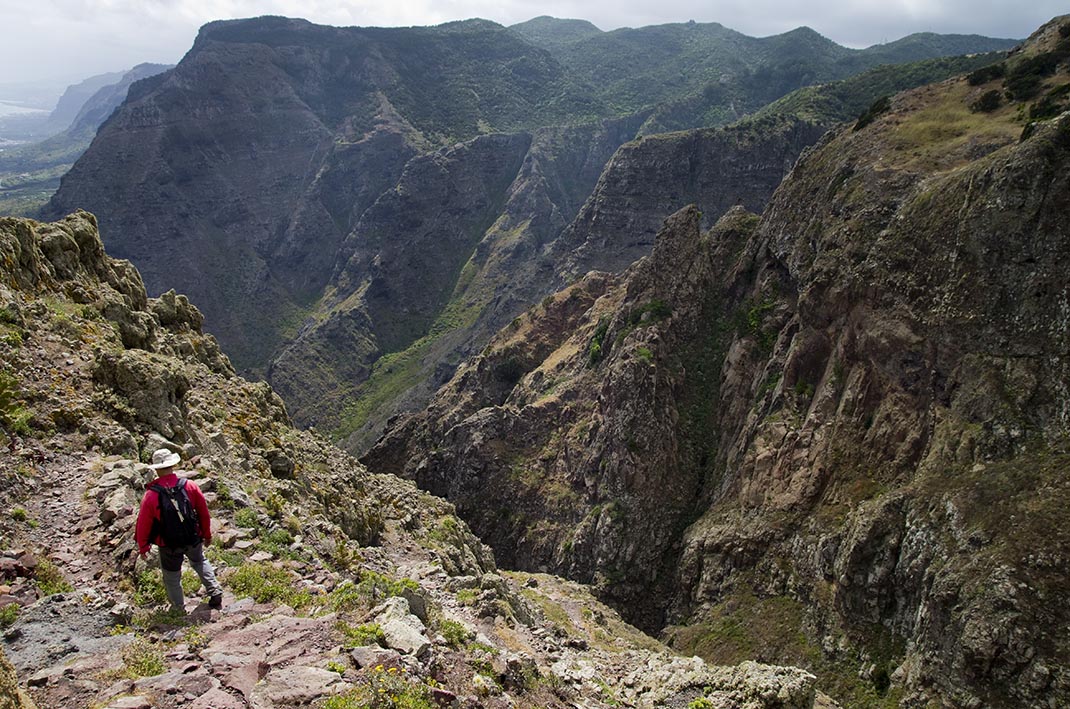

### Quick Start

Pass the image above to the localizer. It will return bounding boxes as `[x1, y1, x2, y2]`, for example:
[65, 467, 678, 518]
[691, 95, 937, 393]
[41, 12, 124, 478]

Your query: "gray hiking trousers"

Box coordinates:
[159, 542, 222, 611]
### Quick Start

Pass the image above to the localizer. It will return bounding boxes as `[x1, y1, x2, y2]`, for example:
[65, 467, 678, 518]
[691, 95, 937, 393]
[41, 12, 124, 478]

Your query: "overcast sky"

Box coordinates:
[1, 0, 1064, 94]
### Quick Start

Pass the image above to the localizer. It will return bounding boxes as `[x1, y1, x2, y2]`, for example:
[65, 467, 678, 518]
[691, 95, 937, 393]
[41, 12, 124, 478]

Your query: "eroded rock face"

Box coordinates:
[368, 33, 1070, 706]
[45, 17, 835, 449]
[553, 117, 828, 280]
[367, 206, 759, 628]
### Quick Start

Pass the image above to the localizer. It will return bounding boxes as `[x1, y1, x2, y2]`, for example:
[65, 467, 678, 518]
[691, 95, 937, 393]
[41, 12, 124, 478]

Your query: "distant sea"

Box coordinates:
[0, 100, 48, 118]
[0, 100, 49, 148]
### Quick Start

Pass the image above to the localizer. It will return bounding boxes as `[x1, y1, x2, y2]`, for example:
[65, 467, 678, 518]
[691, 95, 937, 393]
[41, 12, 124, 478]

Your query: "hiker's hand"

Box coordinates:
[203, 536, 212, 547]
[139, 551, 147, 560]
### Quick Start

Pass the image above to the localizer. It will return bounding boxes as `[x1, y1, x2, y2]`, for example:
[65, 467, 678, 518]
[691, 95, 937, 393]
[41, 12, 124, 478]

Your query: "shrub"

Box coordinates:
[205, 546, 244, 569]
[966, 63, 1005, 86]
[264, 492, 284, 519]
[133, 568, 167, 607]
[213, 481, 235, 510]
[121, 637, 165, 678]
[9, 507, 27, 522]
[327, 580, 365, 612]
[233, 508, 260, 530]
[323, 665, 435, 709]
[970, 89, 1002, 113]
[493, 357, 526, 387]
[182, 569, 201, 595]
[587, 318, 610, 368]
[227, 562, 312, 608]
[0, 370, 32, 436]
[34, 558, 73, 596]
[1028, 84, 1070, 119]
[258, 527, 296, 556]
[184, 626, 209, 653]
[356, 570, 418, 603]
[338, 620, 386, 648]
[1005, 50, 1067, 101]
[794, 380, 815, 399]
[456, 589, 479, 605]
[854, 95, 891, 131]
[0, 603, 18, 628]
[439, 618, 472, 647]
[132, 606, 189, 629]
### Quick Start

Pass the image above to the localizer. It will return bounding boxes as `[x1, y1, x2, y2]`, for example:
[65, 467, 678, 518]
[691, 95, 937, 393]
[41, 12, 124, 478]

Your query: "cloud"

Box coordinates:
[1, 0, 1065, 92]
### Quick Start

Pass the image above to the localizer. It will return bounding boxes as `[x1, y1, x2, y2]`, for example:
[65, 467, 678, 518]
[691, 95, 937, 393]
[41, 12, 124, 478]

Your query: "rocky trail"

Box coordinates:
[1, 448, 826, 709]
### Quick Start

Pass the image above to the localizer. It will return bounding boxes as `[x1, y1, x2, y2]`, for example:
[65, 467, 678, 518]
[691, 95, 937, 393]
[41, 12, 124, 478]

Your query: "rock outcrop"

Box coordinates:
[367, 18, 1070, 707]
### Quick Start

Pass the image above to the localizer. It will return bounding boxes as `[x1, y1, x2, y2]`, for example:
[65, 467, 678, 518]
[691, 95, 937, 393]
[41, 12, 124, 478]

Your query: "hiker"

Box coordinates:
[135, 448, 223, 611]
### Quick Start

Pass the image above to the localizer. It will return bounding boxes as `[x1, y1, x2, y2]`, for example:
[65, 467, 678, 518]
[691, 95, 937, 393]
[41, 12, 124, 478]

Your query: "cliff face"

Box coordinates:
[266, 114, 653, 445]
[43, 17, 600, 371]
[367, 20, 1070, 706]
[553, 117, 828, 279]
[43, 15, 1015, 450]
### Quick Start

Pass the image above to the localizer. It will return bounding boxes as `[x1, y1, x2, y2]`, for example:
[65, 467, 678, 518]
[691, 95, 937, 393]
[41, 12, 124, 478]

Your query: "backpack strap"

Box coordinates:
[149, 479, 190, 521]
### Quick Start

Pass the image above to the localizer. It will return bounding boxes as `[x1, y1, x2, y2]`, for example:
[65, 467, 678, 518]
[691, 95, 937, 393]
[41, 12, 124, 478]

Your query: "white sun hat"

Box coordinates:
[148, 448, 181, 470]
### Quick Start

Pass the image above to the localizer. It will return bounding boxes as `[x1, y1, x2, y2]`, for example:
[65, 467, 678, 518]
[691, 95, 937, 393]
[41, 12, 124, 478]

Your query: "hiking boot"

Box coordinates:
[208, 594, 223, 610]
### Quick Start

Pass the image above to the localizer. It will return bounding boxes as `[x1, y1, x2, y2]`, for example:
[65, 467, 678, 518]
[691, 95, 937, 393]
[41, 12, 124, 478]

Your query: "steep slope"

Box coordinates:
[641, 51, 1005, 134]
[367, 16, 1070, 707]
[62, 64, 173, 138]
[43, 16, 605, 371]
[266, 114, 650, 446]
[0, 212, 823, 708]
[280, 50, 1004, 449]
[552, 117, 828, 279]
[45, 71, 127, 133]
[41, 15, 1022, 458]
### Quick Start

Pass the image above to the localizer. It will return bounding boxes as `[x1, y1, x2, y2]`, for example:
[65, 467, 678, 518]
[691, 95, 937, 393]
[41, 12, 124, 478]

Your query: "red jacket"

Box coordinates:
[135, 473, 212, 553]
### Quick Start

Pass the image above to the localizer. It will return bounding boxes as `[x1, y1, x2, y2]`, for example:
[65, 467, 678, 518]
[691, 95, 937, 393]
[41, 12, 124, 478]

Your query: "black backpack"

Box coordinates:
[149, 479, 202, 548]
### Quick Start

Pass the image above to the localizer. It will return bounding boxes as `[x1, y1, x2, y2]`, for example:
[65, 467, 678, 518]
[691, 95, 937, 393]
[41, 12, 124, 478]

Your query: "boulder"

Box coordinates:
[350, 646, 403, 669]
[373, 597, 431, 657]
[251, 665, 348, 706]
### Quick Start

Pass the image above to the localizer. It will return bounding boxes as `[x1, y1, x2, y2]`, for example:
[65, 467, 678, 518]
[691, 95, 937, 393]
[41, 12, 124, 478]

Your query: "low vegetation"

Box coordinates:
[33, 558, 73, 596]
[226, 562, 313, 609]
[0, 604, 17, 628]
[853, 95, 891, 131]
[323, 665, 436, 709]
[119, 637, 166, 679]
[338, 621, 386, 648]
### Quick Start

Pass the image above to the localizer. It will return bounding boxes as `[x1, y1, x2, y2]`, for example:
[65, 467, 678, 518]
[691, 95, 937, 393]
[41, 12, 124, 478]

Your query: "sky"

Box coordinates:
[1, 0, 1065, 98]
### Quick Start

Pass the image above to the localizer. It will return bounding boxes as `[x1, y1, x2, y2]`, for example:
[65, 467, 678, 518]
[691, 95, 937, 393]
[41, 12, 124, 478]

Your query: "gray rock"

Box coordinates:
[379, 617, 432, 657]
[105, 697, 153, 709]
[252, 665, 348, 706]
[371, 598, 431, 657]
[350, 646, 403, 669]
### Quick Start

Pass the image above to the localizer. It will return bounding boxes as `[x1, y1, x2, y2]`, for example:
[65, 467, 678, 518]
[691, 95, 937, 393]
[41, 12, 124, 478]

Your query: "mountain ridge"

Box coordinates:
[365, 16, 1070, 706]
[43, 13, 1022, 451]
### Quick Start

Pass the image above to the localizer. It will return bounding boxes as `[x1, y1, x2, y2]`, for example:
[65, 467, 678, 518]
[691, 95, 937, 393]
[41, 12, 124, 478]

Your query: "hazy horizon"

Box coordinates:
[1, 1, 1063, 96]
